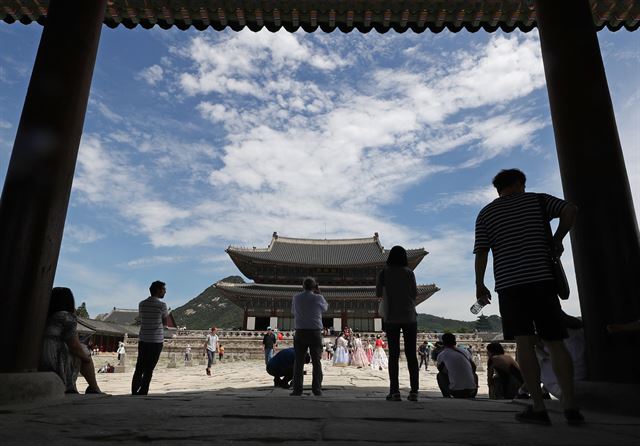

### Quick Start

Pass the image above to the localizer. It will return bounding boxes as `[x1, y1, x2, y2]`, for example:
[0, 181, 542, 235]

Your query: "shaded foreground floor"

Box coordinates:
[1, 360, 639, 445]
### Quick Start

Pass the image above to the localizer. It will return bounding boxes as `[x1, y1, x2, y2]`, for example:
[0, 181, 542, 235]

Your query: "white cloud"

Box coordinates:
[0, 119, 11, 129]
[94, 101, 123, 123]
[124, 256, 187, 268]
[64, 225, 105, 245]
[417, 186, 497, 213]
[71, 32, 549, 258]
[137, 64, 164, 85]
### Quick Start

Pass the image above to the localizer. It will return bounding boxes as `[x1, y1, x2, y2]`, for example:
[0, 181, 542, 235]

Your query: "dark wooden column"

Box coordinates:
[536, 0, 640, 382]
[0, 0, 106, 373]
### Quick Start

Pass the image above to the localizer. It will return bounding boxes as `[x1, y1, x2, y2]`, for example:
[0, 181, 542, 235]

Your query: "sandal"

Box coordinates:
[385, 393, 401, 401]
[515, 406, 551, 425]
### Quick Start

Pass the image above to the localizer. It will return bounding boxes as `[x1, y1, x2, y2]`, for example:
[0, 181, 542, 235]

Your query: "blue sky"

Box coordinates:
[1, 24, 638, 321]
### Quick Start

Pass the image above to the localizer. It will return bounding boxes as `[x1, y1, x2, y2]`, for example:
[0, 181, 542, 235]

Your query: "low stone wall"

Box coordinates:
[122, 330, 516, 366]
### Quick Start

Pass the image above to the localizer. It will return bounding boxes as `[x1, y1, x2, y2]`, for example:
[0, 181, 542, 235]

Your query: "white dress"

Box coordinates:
[333, 336, 350, 367]
[371, 340, 388, 370]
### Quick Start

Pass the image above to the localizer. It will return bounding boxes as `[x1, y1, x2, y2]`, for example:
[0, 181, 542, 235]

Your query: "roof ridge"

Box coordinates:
[275, 236, 378, 245]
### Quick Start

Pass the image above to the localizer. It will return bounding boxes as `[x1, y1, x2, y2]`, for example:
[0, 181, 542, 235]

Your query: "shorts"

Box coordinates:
[497, 280, 568, 341]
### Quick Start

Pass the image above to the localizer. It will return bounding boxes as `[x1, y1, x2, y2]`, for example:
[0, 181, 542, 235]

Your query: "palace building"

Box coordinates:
[216, 233, 439, 332]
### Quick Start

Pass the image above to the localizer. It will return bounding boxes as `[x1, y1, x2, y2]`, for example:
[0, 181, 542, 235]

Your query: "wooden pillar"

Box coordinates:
[536, 0, 640, 382]
[0, 0, 106, 373]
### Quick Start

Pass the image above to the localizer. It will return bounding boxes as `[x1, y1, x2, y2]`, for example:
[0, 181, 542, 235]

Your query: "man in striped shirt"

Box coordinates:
[474, 169, 583, 425]
[131, 280, 168, 395]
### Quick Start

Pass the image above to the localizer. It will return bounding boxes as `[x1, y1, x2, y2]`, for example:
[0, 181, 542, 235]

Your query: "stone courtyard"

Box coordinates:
[1, 358, 639, 445]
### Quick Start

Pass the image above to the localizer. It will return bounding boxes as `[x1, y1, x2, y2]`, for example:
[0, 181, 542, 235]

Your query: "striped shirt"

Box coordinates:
[138, 296, 168, 343]
[474, 192, 569, 291]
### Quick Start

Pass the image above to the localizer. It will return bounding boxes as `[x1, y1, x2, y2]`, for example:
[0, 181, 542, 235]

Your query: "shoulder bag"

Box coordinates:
[537, 194, 570, 300]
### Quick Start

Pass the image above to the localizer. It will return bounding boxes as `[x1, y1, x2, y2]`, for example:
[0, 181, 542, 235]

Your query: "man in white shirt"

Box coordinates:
[131, 280, 168, 395]
[436, 333, 478, 398]
[204, 326, 219, 376]
[290, 277, 328, 396]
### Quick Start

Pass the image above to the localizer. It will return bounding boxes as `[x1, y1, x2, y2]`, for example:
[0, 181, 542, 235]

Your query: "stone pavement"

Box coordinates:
[1, 360, 639, 445]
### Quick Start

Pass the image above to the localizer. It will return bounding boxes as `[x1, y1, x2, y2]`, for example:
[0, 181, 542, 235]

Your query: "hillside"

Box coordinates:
[173, 276, 502, 332]
[417, 313, 502, 333]
[171, 276, 245, 329]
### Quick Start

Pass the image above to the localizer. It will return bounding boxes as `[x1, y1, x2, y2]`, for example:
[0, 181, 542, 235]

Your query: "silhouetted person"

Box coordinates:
[267, 347, 310, 389]
[40, 287, 103, 394]
[436, 333, 477, 398]
[376, 245, 419, 401]
[132, 280, 168, 395]
[474, 169, 583, 425]
[263, 327, 276, 365]
[418, 341, 430, 371]
[290, 277, 328, 396]
[486, 342, 524, 399]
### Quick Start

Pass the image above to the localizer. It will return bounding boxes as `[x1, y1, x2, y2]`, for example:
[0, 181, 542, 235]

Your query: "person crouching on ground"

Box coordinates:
[376, 245, 420, 402]
[290, 277, 328, 396]
[436, 333, 478, 399]
[267, 347, 310, 389]
[486, 342, 525, 399]
[40, 287, 104, 394]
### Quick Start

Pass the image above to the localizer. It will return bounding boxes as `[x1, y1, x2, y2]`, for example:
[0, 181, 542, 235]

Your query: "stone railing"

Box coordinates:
[123, 330, 515, 364]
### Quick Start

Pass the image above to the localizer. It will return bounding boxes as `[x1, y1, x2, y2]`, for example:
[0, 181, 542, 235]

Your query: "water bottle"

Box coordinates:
[470, 300, 487, 315]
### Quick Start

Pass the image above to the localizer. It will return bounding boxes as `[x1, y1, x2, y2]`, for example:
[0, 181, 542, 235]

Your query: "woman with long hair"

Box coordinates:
[332, 332, 350, 367]
[376, 245, 419, 401]
[39, 287, 104, 394]
[350, 333, 369, 368]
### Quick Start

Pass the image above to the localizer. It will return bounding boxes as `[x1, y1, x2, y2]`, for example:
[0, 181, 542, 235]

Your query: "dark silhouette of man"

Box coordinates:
[474, 169, 583, 425]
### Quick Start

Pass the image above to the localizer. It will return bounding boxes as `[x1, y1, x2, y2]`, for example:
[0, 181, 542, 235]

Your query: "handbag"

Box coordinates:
[537, 195, 570, 300]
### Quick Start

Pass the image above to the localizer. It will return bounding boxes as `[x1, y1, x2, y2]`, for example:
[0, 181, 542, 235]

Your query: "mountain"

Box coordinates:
[171, 275, 245, 330]
[173, 276, 502, 333]
[416, 313, 502, 333]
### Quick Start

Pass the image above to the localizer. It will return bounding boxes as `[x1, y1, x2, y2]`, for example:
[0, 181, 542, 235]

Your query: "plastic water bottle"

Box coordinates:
[470, 300, 487, 315]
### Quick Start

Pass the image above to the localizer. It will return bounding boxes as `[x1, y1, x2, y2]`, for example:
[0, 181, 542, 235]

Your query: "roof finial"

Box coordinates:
[273, 231, 278, 239]
[374, 232, 379, 240]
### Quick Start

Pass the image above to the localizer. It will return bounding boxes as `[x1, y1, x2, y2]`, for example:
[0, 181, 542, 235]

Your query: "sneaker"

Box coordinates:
[312, 390, 323, 396]
[385, 393, 401, 401]
[564, 409, 585, 425]
[289, 391, 302, 396]
[515, 406, 551, 426]
[407, 392, 418, 402]
[206, 368, 211, 376]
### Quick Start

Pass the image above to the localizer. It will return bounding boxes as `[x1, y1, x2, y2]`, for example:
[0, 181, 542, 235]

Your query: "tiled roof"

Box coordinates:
[1, 1, 638, 32]
[77, 317, 140, 337]
[227, 234, 426, 267]
[102, 308, 139, 326]
[215, 281, 439, 306]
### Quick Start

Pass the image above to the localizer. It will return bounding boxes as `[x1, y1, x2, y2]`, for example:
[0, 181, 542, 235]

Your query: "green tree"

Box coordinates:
[475, 315, 492, 332]
[76, 302, 89, 318]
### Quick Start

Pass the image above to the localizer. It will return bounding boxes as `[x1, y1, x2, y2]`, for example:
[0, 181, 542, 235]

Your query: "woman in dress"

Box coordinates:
[376, 245, 419, 401]
[365, 339, 374, 364]
[332, 332, 350, 367]
[39, 287, 103, 394]
[370, 335, 388, 371]
[350, 334, 369, 368]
